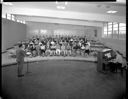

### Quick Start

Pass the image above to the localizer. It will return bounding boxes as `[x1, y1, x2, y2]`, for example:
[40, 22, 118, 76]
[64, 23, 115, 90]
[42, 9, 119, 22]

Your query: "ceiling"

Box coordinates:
[3, 2, 126, 16]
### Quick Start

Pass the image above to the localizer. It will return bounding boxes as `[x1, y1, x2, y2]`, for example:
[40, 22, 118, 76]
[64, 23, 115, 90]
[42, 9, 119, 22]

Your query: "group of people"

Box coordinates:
[20, 35, 91, 57]
[15, 35, 92, 77]
[15, 35, 127, 77]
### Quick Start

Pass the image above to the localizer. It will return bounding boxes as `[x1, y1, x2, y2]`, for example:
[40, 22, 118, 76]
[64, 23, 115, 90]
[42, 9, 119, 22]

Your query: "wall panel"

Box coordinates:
[2, 18, 27, 52]
[26, 22, 100, 39]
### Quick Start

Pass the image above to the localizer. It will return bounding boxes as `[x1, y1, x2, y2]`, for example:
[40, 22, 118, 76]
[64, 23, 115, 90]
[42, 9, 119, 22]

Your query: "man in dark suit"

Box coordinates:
[16, 43, 26, 77]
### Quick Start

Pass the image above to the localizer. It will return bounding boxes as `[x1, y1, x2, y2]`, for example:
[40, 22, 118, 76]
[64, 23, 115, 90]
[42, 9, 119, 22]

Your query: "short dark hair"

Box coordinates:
[19, 43, 23, 48]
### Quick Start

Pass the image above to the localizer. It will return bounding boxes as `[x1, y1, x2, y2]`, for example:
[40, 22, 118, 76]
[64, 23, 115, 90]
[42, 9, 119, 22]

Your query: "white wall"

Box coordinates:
[15, 15, 104, 27]
[2, 18, 27, 52]
[26, 21, 100, 39]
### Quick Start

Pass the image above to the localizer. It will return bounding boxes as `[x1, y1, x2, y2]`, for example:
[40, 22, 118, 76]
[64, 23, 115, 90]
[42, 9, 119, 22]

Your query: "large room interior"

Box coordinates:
[2, 1, 127, 99]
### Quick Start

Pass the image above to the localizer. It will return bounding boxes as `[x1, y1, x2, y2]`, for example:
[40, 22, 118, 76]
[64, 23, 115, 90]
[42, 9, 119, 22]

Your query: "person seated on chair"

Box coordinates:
[40, 43, 46, 57]
[72, 43, 77, 56]
[26, 43, 31, 57]
[81, 44, 86, 56]
[69, 38, 73, 49]
[56, 43, 61, 56]
[85, 41, 90, 57]
[45, 41, 50, 56]
[50, 42, 56, 56]
[39, 41, 42, 46]
[28, 43, 33, 57]
[66, 43, 72, 56]
[61, 43, 66, 56]
[111, 51, 123, 73]
[76, 42, 81, 56]
[78, 41, 82, 52]
[32, 44, 37, 57]
[64, 40, 68, 56]
[35, 43, 41, 56]
[51, 39, 55, 46]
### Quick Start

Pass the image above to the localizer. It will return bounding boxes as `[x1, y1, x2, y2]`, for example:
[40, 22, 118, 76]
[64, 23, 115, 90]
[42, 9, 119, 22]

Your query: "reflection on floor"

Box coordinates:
[2, 61, 126, 99]
[2, 52, 97, 66]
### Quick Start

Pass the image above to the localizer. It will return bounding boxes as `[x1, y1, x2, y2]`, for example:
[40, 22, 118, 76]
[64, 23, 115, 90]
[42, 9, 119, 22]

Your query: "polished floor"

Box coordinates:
[2, 60, 126, 99]
[2, 51, 97, 66]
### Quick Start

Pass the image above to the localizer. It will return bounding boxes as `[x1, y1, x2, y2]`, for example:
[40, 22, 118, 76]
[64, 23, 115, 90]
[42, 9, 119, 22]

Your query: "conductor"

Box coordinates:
[16, 43, 26, 77]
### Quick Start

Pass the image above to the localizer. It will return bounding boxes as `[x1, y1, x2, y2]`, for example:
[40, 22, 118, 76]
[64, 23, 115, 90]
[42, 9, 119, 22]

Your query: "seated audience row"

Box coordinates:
[19, 35, 92, 57]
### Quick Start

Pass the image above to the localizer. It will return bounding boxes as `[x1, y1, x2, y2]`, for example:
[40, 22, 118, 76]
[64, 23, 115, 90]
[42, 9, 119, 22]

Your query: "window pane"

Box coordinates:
[119, 34, 126, 39]
[103, 23, 108, 38]
[119, 31, 126, 39]
[11, 15, 15, 21]
[119, 23, 126, 27]
[104, 31, 107, 34]
[108, 28, 112, 31]
[113, 23, 118, 28]
[113, 22, 118, 25]
[102, 34, 107, 37]
[113, 27, 118, 30]
[108, 22, 112, 25]
[108, 31, 112, 38]
[104, 27, 107, 31]
[7, 14, 11, 20]
[120, 27, 126, 31]
[108, 25, 112, 28]
[119, 31, 126, 34]
[113, 30, 118, 39]
[102, 31, 107, 37]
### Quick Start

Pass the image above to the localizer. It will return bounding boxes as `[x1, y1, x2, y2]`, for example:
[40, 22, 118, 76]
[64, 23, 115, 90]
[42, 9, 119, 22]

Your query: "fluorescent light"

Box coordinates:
[107, 10, 117, 13]
[57, 6, 65, 9]
[56, 1, 58, 4]
[3, 2, 13, 6]
[65, 2, 68, 5]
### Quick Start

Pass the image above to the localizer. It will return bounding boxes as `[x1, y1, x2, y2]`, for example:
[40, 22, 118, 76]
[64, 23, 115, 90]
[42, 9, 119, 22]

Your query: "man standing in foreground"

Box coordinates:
[16, 43, 26, 77]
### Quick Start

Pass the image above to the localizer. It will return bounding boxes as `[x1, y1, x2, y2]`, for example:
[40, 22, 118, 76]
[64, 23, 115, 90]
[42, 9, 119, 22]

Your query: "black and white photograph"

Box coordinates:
[1, 0, 127, 99]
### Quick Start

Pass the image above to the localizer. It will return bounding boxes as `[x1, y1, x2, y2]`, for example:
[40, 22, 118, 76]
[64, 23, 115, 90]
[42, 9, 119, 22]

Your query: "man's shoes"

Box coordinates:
[18, 74, 24, 77]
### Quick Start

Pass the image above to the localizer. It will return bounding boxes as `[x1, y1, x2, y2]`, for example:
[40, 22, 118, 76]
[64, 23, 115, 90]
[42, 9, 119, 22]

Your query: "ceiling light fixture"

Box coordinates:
[56, 1, 58, 4]
[65, 2, 68, 5]
[107, 10, 117, 13]
[56, 1, 67, 10]
[57, 6, 65, 9]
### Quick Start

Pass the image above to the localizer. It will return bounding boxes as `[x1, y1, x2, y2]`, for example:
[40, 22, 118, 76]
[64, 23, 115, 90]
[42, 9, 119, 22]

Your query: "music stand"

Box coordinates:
[26, 57, 31, 73]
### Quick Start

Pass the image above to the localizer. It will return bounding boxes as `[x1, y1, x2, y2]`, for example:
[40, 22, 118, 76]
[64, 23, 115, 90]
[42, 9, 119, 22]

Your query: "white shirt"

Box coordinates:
[114, 53, 123, 63]
[86, 42, 90, 47]
[41, 45, 45, 50]
[51, 41, 55, 45]
[81, 46, 85, 49]
[39, 42, 42, 46]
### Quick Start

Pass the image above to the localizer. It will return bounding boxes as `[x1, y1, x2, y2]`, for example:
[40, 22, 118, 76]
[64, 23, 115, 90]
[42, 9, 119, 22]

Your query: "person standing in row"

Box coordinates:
[16, 43, 26, 77]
